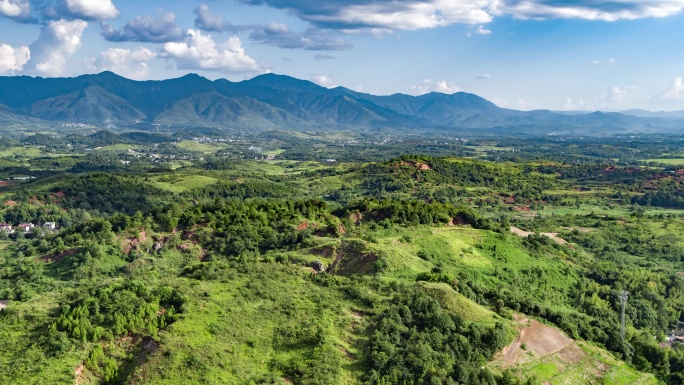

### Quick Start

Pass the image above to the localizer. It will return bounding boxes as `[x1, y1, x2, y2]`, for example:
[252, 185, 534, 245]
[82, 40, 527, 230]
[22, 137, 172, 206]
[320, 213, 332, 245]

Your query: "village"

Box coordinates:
[0, 222, 56, 235]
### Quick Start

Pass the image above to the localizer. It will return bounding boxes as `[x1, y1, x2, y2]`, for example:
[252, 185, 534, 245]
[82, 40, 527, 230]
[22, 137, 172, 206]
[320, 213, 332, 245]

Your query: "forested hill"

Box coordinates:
[2, 148, 684, 384]
[0, 71, 683, 134]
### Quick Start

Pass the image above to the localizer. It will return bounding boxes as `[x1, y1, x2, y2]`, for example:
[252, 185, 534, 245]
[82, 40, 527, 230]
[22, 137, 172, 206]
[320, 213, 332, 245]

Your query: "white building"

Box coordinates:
[16, 223, 34, 233]
[43, 222, 56, 231]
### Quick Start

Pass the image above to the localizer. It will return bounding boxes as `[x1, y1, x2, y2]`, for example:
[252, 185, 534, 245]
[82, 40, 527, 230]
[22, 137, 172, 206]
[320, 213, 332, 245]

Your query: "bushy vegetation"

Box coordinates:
[2, 133, 684, 384]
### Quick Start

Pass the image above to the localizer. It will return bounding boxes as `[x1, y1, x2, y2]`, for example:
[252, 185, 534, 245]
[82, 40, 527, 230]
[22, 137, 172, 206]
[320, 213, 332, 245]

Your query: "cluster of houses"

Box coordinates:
[0, 222, 56, 234]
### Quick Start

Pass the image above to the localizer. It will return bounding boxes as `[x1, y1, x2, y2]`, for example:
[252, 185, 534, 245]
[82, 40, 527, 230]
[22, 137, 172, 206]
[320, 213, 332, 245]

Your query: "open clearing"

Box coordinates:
[511, 227, 568, 245]
[0, 300, 8, 310]
[491, 315, 659, 385]
[642, 158, 684, 165]
[495, 316, 575, 368]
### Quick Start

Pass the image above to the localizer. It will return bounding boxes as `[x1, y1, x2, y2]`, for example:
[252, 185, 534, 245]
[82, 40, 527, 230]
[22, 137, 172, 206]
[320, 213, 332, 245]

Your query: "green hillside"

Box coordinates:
[2, 142, 684, 385]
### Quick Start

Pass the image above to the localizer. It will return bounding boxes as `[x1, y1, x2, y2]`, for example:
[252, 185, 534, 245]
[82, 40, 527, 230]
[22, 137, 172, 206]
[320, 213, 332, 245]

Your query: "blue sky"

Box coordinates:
[0, 0, 683, 111]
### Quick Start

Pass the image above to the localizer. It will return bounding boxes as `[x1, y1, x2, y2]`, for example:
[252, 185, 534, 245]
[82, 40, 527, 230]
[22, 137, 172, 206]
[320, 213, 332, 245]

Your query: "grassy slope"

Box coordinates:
[130, 263, 368, 384]
[350, 225, 659, 384]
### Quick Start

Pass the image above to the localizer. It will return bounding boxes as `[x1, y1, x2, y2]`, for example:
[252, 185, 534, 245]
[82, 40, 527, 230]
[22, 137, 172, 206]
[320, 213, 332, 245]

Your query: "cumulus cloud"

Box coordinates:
[249, 23, 352, 50]
[101, 12, 184, 43]
[660, 76, 684, 100]
[25, 18, 87, 76]
[310, 74, 335, 87]
[315, 53, 336, 60]
[65, 0, 118, 20]
[0, 0, 29, 20]
[468, 25, 491, 36]
[240, 0, 684, 31]
[601, 86, 630, 102]
[84, 47, 156, 80]
[194, 3, 247, 32]
[161, 29, 266, 74]
[411, 79, 462, 95]
[0, 43, 29, 74]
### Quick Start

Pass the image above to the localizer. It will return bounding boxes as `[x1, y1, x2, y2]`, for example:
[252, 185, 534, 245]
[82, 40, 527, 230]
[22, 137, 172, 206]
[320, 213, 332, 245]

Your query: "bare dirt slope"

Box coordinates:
[495, 315, 579, 368]
[510, 227, 568, 245]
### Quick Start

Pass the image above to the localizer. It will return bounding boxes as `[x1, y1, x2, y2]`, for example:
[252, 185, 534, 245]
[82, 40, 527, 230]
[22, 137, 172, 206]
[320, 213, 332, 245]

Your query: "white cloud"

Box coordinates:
[307, 1, 495, 30]
[467, 25, 492, 36]
[101, 12, 184, 43]
[590, 58, 616, 65]
[411, 79, 462, 95]
[161, 30, 266, 74]
[314, 53, 336, 60]
[0, 43, 29, 74]
[84, 47, 156, 80]
[660, 76, 684, 100]
[66, 0, 119, 20]
[562, 97, 587, 110]
[502, 1, 684, 22]
[0, 0, 28, 19]
[476, 74, 492, 79]
[25, 19, 87, 77]
[602, 86, 629, 102]
[475, 25, 492, 35]
[310, 74, 336, 88]
[245, 0, 684, 32]
[194, 3, 237, 32]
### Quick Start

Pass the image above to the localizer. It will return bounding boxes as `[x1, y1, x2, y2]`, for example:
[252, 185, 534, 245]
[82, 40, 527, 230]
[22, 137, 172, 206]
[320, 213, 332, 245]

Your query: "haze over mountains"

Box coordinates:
[0, 71, 682, 135]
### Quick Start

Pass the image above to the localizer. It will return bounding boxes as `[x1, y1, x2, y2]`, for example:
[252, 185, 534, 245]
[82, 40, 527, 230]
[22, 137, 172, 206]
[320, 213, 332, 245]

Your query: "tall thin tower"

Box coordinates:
[619, 290, 629, 340]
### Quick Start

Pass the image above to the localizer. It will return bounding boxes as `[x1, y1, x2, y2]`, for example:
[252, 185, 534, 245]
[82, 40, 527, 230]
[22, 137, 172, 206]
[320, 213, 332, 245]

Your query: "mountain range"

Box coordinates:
[0, 71, 683, 135]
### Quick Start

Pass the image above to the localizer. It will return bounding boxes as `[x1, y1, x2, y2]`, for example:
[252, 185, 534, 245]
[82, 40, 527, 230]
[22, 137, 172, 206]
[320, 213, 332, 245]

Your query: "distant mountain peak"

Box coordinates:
[0, 71, 681, 135]
[241, 73, 325, 93]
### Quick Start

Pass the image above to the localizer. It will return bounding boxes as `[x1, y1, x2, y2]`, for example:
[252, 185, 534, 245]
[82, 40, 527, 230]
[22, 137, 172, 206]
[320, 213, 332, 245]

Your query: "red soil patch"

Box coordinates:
[0, 180, 15, 187]
[297, 221, 309, 231]
[449, 215, 470, 226]
[398, 160, 433, 170]
[121, 231, 149, 254]
[496, 315, 581, 369]
[350, 212, 363, 225]
[510, 227, 534, 237]
[52, 191, 66, 198]
[338, 223, 347, 234]
[514, 206, 531, 212]
[539, 233, 568, 245]
[74, 363, 84, 385]
[4, 200, 16, 207]
[556, 343, 586, 365]
[0, 300, 8, 310]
